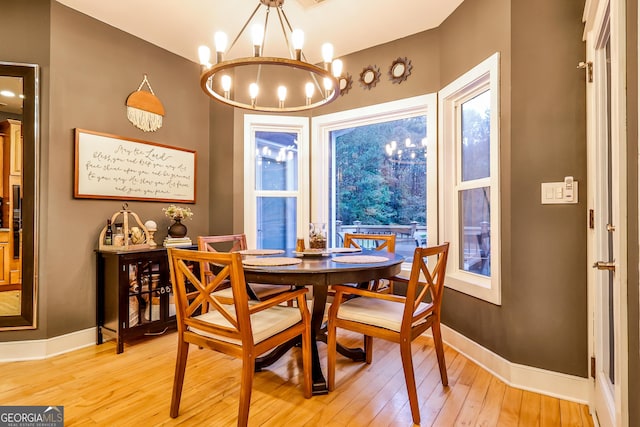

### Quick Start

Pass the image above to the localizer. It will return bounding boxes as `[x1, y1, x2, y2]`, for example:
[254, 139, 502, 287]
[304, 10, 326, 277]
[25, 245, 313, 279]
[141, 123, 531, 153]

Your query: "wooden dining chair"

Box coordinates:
[343, 233, 396, 292]
[198, 234, 294, 303]
[327, 242, 450, 425]
[167, 248, 312, 426]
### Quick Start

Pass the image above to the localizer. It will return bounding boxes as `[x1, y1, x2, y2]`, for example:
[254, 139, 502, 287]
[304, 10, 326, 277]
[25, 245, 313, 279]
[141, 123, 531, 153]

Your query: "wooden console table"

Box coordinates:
[96, 247, 180, 353]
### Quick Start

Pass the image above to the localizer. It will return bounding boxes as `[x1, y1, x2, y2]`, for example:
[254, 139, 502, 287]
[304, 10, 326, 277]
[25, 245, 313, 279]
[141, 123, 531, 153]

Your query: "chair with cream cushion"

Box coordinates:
[327, 242, 450, 425]
[167, 247, 311, 426]
[198, 234, 293, 303]
[342, 233, 396, 292]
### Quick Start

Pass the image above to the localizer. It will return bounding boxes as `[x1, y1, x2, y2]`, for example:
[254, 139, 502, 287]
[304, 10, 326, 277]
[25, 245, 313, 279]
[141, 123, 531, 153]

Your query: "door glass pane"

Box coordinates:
[329, 116, 427, 262]
[459, 187, 490, 276]
[461, 90, 491, 182]
[256, 197, 297, 249]
[255, 131, 298, 191]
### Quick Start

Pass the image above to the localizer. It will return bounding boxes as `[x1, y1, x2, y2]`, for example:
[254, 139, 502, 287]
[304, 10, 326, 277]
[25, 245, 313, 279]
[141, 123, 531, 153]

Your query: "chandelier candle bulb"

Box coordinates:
[221, 75, 232, 98]
[305, 82, 314, 105]
[332, 59, 343, 78]
[323, 77, 333, 97]
[252, 25, 264, 56]
[214, 31, 228, 62]
[198, 45, 211, 67]
[249, 83, 259, 108]
[292, 29, 304, 59]
[321, 43, 334, 68]
[278, 86, 287, 108]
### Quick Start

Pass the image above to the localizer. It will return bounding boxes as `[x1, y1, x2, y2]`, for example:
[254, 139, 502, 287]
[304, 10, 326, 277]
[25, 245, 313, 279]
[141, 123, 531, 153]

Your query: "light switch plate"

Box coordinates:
[541, 181, 578, 204]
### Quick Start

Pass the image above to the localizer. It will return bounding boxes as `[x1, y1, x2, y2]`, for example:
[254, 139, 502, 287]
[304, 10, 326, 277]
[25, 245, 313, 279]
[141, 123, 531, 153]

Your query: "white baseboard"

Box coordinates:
[0, 327, 96, 362]
[432, 324, 591, 404]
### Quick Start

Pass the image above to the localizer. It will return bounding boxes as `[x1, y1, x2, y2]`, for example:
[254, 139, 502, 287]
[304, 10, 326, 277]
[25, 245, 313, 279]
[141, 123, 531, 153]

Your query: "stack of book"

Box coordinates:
[163, 237, 193, 247]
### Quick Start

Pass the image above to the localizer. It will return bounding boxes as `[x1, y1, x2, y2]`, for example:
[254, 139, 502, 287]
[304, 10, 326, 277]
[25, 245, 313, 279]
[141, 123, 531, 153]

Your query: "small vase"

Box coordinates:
[309, 222, 327, 249]
[168, 219, 187, 238]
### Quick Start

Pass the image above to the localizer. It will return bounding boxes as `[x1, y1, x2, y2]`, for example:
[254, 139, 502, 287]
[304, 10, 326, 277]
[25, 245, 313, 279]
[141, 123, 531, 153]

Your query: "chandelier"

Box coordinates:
[198, 0, 342, 113]
[385, 138, 428, 164]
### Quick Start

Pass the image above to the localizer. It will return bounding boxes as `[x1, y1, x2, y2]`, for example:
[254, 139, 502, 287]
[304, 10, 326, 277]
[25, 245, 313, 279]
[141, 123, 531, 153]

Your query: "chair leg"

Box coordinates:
[432, 321, 449, 386]
[327, 319, 337, 391]
[301, 325, 312, 398]
[238, 354, 255, 427]
[364, 335, 373, 364]
[170, 340, 190, 418]
[400, 339, 420, 425]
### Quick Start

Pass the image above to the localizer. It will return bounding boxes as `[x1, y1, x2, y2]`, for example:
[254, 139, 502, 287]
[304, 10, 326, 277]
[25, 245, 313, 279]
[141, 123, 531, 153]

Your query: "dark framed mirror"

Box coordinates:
[388, 57, 413, 84]
[359, 65, 381, 90]
[0, 62, 38, 330]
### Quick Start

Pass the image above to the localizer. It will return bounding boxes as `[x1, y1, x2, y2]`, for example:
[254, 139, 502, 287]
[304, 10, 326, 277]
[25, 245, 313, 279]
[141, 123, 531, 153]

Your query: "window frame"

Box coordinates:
[243, 114, 310, 248]
[438, 52, 501, 305]
[311, 94, 438, 273]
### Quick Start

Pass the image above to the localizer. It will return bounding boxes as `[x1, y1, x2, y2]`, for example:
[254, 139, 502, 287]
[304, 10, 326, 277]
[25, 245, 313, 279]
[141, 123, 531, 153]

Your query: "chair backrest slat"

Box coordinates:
[403, 243, 449, 322]
[344, 233, 396, 253]
[168, 248, 251, 344]
[198, 234, 247, 253]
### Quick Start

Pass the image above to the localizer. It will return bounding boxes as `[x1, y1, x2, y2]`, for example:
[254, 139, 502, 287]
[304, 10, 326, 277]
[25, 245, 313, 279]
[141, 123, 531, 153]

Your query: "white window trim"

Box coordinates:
[438, 52, 501, 305]
[243, 114, 310, 248]
[312, 94, 438, 273]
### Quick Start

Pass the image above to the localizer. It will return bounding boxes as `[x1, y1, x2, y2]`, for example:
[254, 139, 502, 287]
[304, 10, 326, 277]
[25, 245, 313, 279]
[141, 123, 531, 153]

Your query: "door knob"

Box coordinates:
[593, 261, 615, 271]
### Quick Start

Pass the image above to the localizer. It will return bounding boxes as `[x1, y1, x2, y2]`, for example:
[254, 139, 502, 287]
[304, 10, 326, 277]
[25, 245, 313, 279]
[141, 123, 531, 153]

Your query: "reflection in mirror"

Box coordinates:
[0, 62, 38, 330]
[359, 65, 381, 90]
[338, 73, 353, 96]
[388, 57, 413, 84]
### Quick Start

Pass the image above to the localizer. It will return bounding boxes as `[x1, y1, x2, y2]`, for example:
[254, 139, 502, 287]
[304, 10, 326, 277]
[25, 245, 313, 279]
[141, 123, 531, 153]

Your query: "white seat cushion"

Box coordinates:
[211, 287, 234, 300]
[336, 297, 430, 332]
[212, 284, 291, 300]
[189, 305, 302, 345]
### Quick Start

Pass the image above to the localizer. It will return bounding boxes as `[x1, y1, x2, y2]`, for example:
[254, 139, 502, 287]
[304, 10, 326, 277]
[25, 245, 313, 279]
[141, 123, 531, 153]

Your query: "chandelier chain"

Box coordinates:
[228, 3, 262, 54]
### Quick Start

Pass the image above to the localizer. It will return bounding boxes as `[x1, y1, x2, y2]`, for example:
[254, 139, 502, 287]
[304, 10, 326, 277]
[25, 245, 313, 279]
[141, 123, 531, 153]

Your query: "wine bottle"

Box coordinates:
[105, 219, 113, 245]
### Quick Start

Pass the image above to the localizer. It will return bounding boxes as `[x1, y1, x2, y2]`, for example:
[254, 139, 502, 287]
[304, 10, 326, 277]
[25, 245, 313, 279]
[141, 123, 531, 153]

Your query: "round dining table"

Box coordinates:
[241, 248, 405, 395]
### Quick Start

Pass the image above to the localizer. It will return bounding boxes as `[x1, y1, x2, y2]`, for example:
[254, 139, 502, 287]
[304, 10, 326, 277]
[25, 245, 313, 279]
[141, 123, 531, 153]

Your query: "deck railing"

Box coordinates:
[334, 221, 489, 272]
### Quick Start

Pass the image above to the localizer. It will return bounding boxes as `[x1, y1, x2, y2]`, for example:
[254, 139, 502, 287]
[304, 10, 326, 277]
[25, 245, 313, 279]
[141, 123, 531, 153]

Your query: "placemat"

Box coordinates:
[328, 247, 362, 253]
[237, 249, 285, 256]
[293, 250, 330, 257]
[332, 255, 389, 264]
[242, 257, 302, 266]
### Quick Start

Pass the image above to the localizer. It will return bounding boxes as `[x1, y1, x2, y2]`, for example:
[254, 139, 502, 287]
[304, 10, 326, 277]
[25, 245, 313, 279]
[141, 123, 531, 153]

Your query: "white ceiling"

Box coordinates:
[54, 0, 465, 64]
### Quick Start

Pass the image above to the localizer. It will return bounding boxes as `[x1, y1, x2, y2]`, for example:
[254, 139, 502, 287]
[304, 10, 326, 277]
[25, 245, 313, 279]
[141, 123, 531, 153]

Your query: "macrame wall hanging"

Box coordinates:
[125, 74, 165, 132]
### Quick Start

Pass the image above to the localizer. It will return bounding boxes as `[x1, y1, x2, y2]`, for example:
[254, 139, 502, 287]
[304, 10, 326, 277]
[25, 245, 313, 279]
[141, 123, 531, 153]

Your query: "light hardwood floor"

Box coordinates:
[0, 331, 593, 426]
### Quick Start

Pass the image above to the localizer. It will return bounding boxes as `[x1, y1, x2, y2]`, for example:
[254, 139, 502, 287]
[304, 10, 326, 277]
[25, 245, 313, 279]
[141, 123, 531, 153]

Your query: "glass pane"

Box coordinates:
[255, 131, 298, 191]
[459, 187, 490, 276]
[329, 116, 427, 262]
[461, 90, 491, 181]
[257, 197, 297, 249]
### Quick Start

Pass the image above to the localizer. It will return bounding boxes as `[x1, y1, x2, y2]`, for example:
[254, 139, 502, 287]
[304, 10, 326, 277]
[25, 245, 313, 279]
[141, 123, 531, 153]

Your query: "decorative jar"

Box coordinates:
[309, 222, 327, 249]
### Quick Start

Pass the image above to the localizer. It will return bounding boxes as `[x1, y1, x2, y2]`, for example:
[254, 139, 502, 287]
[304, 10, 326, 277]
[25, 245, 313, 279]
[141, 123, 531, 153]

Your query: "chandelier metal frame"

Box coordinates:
[199, 0, 340, 113]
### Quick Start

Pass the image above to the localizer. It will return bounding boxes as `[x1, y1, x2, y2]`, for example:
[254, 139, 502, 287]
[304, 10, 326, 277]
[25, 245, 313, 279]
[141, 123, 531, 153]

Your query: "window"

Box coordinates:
[312, 95, 437, 268]
[244, 115, 309, 249]
[439, 52, 501, 304]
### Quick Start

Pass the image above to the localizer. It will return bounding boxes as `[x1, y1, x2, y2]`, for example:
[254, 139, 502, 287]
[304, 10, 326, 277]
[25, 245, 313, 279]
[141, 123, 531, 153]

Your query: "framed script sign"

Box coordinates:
[74, 129, 196, 202]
